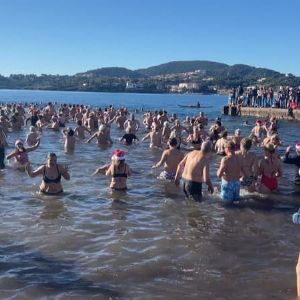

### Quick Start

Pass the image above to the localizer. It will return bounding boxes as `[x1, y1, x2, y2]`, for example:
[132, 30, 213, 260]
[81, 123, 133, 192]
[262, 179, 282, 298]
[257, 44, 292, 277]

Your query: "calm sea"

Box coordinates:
[0, 89, 299, 299]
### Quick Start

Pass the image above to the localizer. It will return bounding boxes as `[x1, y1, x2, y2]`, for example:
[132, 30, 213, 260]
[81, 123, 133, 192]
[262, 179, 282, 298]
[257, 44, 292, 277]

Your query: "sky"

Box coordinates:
[0, 0, 299, 76]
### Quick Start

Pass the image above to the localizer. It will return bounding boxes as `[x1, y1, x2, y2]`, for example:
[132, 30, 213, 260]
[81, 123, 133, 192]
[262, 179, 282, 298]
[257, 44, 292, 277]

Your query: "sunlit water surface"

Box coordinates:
[0, 90, 299, 299]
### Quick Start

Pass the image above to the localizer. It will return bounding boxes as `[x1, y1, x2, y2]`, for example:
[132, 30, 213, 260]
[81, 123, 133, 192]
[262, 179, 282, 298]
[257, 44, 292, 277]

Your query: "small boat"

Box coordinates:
[178, 104, 213, 109]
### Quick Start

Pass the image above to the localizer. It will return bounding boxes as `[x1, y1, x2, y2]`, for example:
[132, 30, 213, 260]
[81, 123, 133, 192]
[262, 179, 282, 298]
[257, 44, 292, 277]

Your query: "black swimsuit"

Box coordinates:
[112, 165, 128, 178]
[43, 165, 61, 184]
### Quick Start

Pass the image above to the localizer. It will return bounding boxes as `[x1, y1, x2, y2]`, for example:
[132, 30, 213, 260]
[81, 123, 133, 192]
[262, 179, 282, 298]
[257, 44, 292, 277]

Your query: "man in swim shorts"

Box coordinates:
[236, 137, 258, 191]
[217, 141, 244, 203]
[152, 138, 184, 181]
[175, 141, 214, 201]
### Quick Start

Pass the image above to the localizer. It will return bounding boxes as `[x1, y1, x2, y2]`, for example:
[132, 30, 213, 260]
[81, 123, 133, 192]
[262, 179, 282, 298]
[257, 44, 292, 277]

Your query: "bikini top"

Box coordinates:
[112, 165, 128, 178]
[43, 165, 61, 184]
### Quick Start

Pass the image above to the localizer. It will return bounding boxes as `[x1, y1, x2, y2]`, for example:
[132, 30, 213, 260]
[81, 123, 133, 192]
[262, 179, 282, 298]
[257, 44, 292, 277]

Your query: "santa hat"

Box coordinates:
[111, 149, 125, 161]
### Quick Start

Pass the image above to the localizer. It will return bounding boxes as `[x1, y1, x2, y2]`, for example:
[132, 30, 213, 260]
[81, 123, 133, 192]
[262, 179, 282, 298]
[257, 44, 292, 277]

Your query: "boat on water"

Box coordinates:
[178, 102, 213, 109]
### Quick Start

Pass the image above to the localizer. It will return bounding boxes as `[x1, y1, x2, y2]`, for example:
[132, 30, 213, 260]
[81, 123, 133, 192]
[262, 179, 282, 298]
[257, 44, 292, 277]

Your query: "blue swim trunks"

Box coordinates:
[221, 179, 240, 202]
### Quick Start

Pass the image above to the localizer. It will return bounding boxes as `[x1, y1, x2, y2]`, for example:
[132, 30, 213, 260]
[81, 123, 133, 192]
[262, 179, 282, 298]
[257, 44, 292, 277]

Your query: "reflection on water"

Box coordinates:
[0, 91, 299, 299]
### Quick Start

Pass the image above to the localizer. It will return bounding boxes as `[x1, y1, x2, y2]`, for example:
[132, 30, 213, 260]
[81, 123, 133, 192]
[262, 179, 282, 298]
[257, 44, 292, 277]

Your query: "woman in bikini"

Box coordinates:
[26, 152, 70, 195]
[256, 143, 282, 193]
[93, 149, 131, 191]
[6, 139, 40, 170]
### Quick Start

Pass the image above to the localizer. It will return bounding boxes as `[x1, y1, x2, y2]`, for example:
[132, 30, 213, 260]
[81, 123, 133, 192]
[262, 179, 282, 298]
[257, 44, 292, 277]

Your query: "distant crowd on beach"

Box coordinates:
[229, 85, 300, 109]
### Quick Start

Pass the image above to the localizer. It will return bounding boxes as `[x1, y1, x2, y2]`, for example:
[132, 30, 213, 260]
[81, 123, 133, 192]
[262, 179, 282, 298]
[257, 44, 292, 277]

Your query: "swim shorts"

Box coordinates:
[221, 179, 240, 202]
[158, 170, 175, 181]
[183, 179, 203, 202]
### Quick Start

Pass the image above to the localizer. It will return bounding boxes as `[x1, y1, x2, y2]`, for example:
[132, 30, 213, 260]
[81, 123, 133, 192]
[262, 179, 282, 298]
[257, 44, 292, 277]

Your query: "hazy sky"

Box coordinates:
[0, 0, 299, 76]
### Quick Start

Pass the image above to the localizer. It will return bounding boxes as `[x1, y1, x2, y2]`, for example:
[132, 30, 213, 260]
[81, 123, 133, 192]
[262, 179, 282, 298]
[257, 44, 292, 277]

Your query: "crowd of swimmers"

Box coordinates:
[229, 85, 300, 110]
[0, 101, 299, 204]
[1, 101, 300, 297]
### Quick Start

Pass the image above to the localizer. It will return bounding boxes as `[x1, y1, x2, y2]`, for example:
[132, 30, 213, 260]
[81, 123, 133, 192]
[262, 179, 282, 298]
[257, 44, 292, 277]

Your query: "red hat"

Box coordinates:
[111, 149, 125, 161]
[296, 142, 300, 151]
[256, 120, 262, 125]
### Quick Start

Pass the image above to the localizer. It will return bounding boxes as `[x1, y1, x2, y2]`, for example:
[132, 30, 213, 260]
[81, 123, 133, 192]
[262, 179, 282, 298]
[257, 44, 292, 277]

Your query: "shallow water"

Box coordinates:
[0, 90, 299, 299]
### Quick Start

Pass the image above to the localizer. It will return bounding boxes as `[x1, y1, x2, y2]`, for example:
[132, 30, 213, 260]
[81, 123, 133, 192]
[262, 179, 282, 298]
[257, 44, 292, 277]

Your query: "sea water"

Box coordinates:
[0, 90, 299, 299]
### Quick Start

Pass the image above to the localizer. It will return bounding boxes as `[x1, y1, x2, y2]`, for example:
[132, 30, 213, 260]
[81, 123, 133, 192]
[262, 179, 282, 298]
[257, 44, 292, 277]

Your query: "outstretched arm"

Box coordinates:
[86, 132, 97, 143]
[26, 139, 40, 152]
[26, 164, 44, 177]
[152, 151, 167, 169]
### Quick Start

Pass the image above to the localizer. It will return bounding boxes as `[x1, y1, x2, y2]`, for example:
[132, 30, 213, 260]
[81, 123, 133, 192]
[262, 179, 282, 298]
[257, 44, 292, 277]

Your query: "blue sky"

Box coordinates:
[0, 0, 299, 76]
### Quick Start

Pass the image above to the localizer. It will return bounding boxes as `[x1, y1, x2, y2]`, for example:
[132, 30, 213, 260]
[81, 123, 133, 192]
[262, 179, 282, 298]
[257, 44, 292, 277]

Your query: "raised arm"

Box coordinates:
[26, 139, 40, 152]
[86, 132, 97, 143]
[59, 165, 70, 180]
[142, 132, 150, 141]
[26, 164, 44, 177]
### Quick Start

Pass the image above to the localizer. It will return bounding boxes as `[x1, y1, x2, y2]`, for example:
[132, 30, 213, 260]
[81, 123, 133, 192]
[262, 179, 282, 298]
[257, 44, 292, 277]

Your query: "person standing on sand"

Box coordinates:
[217, 141, 243, 203]
[152, 137, 184, 181]
[175, 141, 214, 202]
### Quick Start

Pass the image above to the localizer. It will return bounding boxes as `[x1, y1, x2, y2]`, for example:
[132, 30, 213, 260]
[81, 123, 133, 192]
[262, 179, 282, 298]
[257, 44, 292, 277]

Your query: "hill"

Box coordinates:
[75, 67, 143, 79]
[0, 60, 299, 93]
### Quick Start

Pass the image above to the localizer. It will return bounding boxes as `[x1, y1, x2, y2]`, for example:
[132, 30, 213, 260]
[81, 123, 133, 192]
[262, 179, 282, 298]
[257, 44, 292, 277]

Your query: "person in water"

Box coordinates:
[175, 141, 214, 201]
[120, 126, 139, 145]
[236, 137, 258, 191]
[152, 137, 184, 181]
[0, 127, 7, 169]
[62, 127, 76, 153]
[217, 141, 244, 203]
[105, 149, 131, 191]
[26, 152, 70, 195]
[256, 143, 282, 193]
[26, 126, 40, 146]
[6, 139, 40, 170]
[283, 142, 300, 192]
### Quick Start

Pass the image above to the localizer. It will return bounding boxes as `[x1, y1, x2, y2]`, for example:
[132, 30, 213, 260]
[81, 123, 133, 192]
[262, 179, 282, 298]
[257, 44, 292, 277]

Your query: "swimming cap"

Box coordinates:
[111, 149, 125, 161]
[296, 142, 300, 151]
[163, 121, 169, 127]
[15, 139, 23, 146]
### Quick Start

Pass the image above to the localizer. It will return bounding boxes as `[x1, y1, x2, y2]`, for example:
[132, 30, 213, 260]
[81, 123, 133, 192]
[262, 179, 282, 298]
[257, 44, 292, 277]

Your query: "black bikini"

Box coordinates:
[112, 166, 127, 178]
[43, 165, 61, 184]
